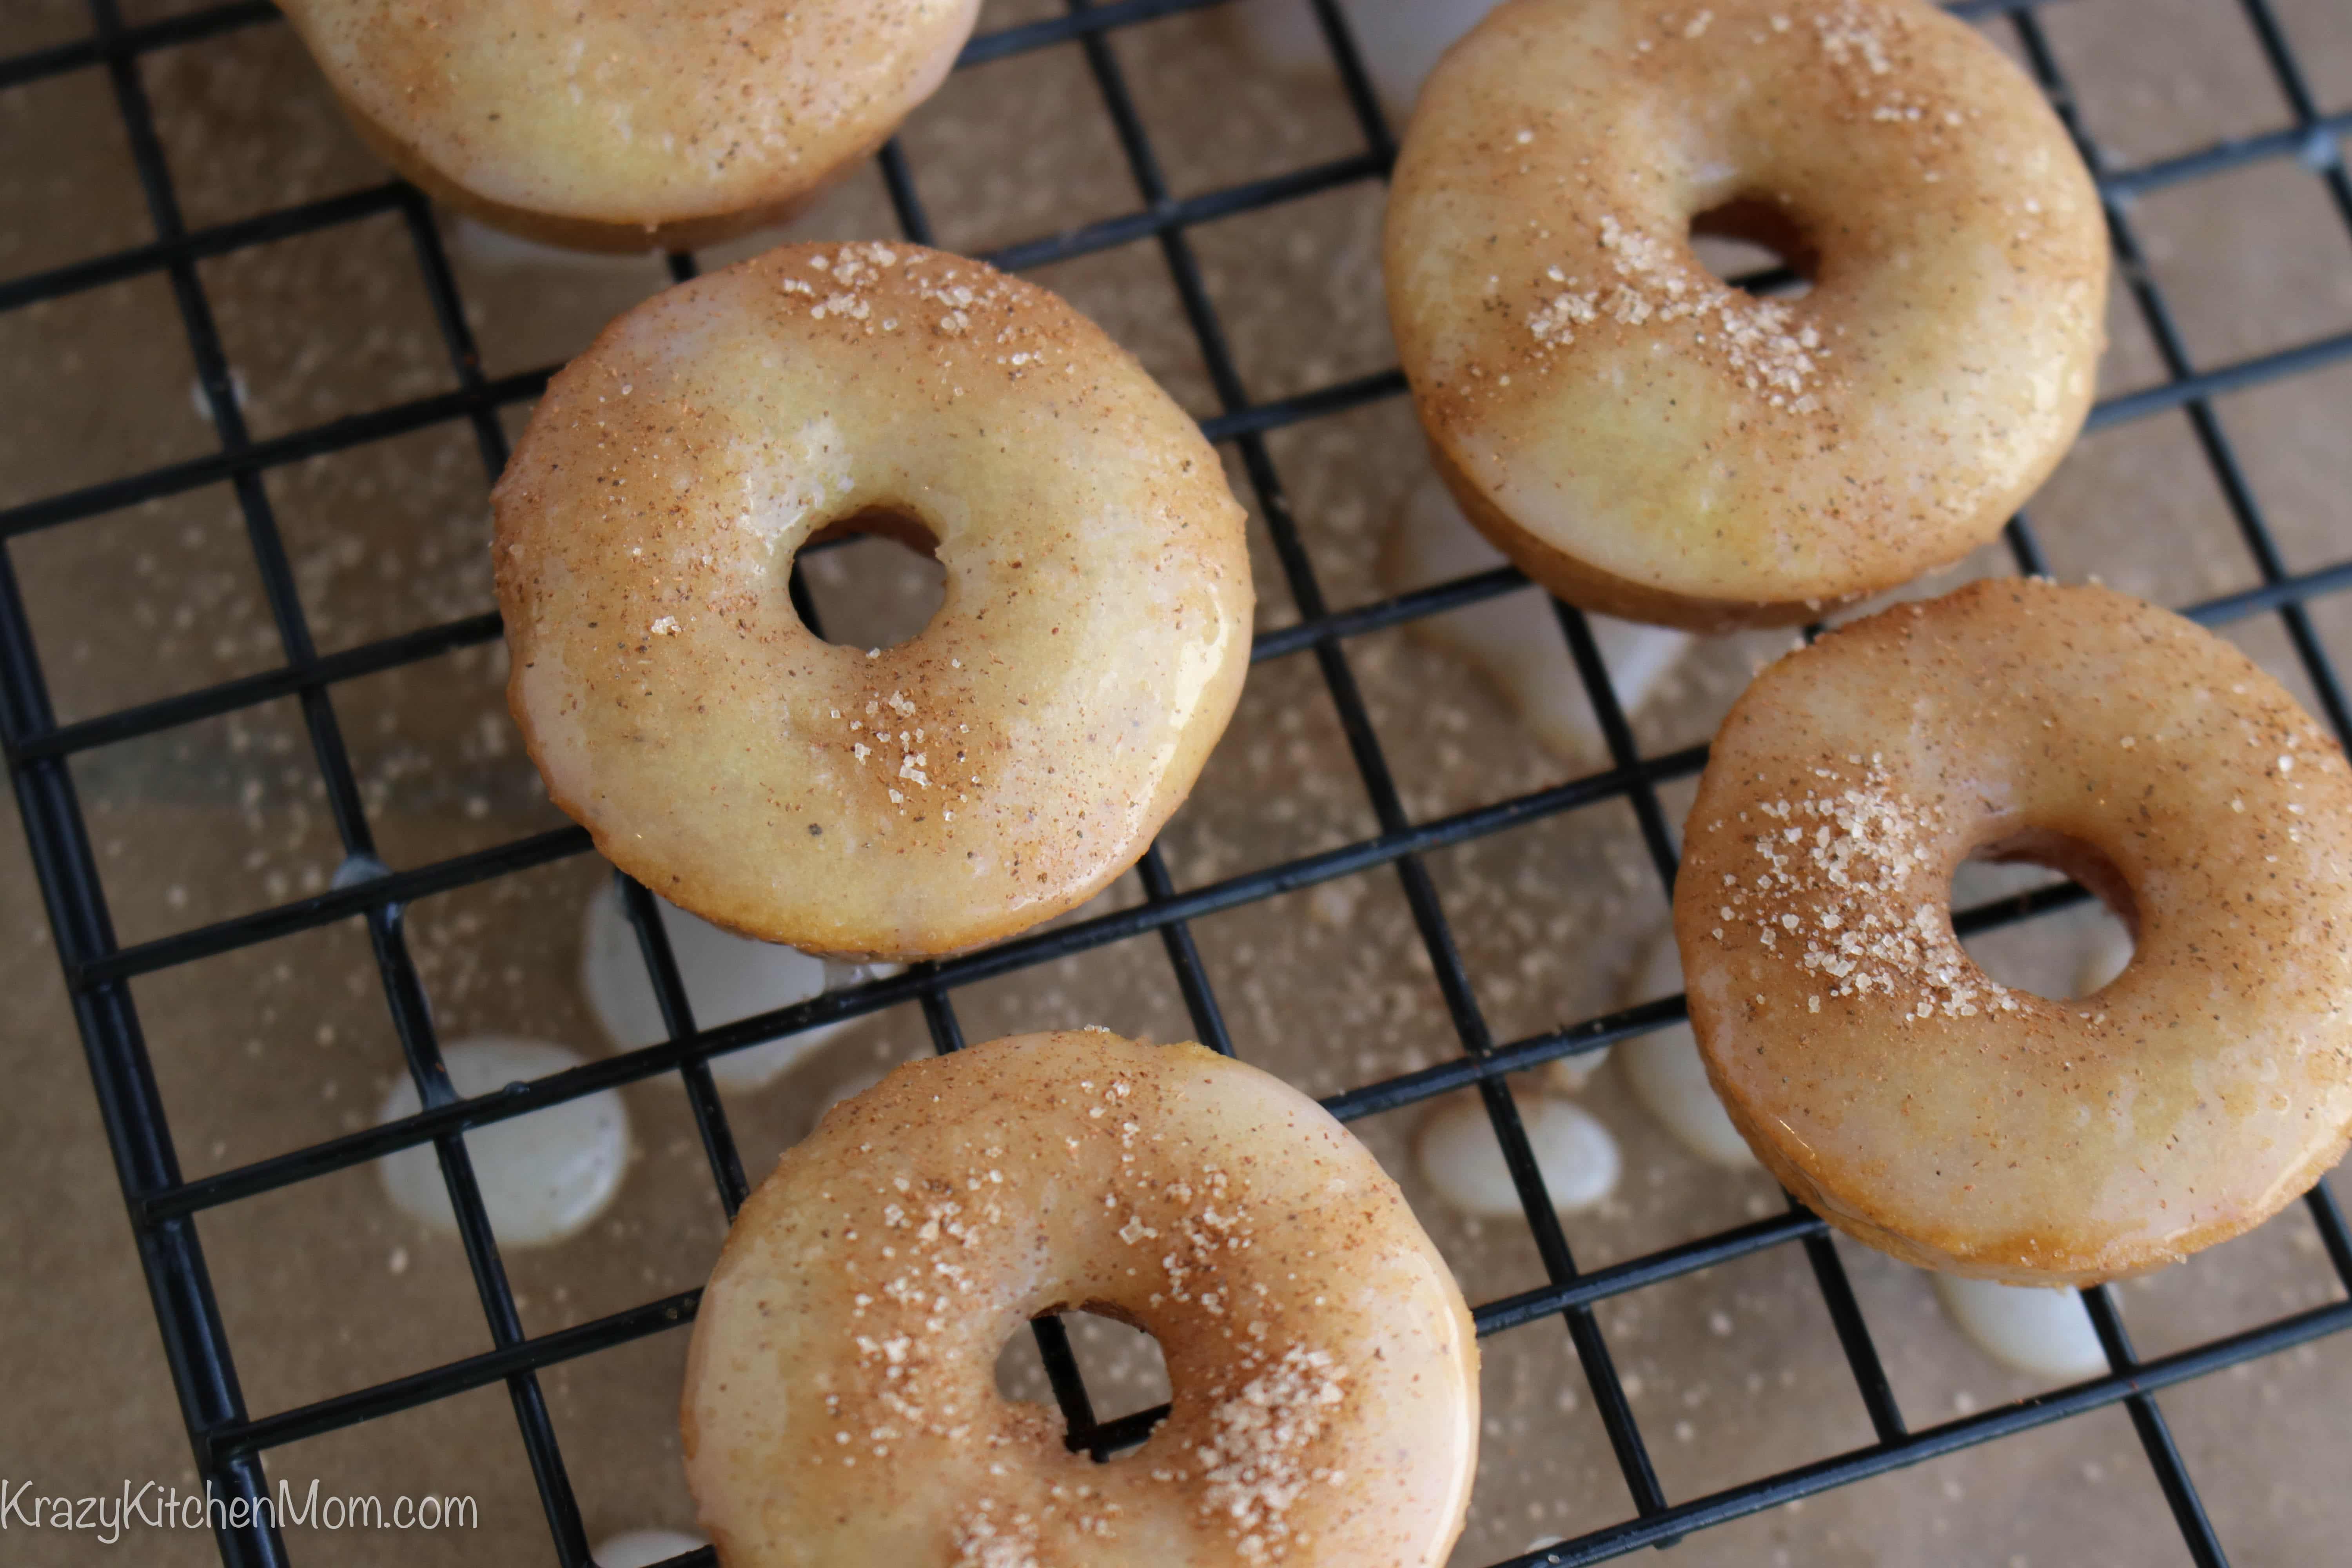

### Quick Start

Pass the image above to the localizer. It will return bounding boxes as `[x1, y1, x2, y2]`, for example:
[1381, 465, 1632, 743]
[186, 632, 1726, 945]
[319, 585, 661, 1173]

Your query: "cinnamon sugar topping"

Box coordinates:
[1813, 1, 1894, 76]
[1521, 216, 1826, 406]
[1720, 759, 2017, 1020]
[1196, 1344, 1350, 1563]
[833, 1070, 1352, 1557]
[952, 1498, 1041, 1568]
[780, 243, 1056, 372]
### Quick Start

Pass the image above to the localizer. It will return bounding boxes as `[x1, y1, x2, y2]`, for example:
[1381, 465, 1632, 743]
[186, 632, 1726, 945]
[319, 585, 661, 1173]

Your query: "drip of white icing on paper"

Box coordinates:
[2070, 918, 2134, 998]
[581, 879, 892, 1091]
[1383, 477, 1694, 769]
[1931, 1273, 2108, 1380]
[375, 1037, 630, 1247]
[1617, 933, 1761, 1169]
[592, 1529, 711, 1568]
[1417, 1093, 1621, 1217]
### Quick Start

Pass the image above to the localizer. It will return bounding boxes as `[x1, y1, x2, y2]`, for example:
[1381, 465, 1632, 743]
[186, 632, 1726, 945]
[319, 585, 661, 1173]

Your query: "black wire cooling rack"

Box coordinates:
[5, 1, 2352, 1564]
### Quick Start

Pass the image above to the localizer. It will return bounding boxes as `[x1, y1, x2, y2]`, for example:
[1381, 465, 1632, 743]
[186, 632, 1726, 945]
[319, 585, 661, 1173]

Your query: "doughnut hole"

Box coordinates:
[1952, 829, 2138, 1003]
[1688, 196, 1818, 298]
[792, 507, 947, 653]
[993, 1308, 1173, 1454]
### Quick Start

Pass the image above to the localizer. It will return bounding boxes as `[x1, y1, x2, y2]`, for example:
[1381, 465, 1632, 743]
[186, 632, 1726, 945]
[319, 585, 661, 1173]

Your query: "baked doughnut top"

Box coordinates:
[1675, 579, 2352, 1283]
[682, 1031, 1480, 1566]
[281, 1, 978, 238]
[494, 243, 1253, 958]
[1385, 0, 2107, 624]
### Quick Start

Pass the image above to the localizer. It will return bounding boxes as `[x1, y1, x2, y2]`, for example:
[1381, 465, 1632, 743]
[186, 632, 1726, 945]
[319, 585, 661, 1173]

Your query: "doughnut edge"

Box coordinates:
[678, 1030, 1484, 1566]
[490, 244, 1256, 961]
[1427, 441, 1859, 632]
[281, 0, 982, 254]
[328, 91, 871, 254]
[1385, 0, 2109, 629]
[1673, 580, 2352, 1287]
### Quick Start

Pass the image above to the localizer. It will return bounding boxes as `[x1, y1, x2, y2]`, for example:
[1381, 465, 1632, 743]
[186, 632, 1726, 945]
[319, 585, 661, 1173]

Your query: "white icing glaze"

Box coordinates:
[1417, 1093, 1620, 1216]
[1615, 935, 1759, 1170]
[1675, 579, 2352, 1285]
[1383, 477, 1692, 767]
[1931, 1272, 2108, 1380]
[1230, 0, 1501, 110]
[1387, 4, 2109, 626]
[281, 0, 979, 239]
[495, 244, 1254, 958]
[593, 1529, 709, 1568]
[581, 878, 886, 1091]
[376, 1037, 630, 1247]
[683, 1031, 1479, 1564]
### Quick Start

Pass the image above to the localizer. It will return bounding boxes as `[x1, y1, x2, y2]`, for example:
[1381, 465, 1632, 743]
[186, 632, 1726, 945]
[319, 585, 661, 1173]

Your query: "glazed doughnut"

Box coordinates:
[681, 1030, 1479, 1566]
[1384, 0, 2107, 630]
[494, 242, 1253, 960]
[279, 2, 980, 251]
[1675, 579, 2352, 1285]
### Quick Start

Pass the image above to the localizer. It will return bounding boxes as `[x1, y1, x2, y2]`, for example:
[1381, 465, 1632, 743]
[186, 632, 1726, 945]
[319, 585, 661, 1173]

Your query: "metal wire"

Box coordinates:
[1, 1, 2348, 1564]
